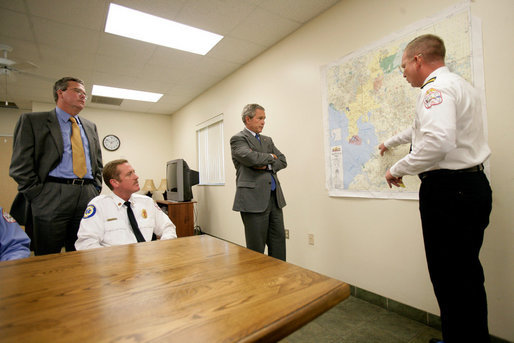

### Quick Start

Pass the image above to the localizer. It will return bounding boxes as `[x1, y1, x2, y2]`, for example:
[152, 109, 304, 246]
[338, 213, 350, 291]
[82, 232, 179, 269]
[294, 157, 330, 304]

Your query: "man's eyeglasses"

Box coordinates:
[67, 88, 88, 100]
[398, 53, 423, 73]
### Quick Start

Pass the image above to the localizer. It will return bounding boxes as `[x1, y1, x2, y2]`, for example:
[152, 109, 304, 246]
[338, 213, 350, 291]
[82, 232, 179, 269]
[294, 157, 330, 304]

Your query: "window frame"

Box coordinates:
[196, 114, 225, 186]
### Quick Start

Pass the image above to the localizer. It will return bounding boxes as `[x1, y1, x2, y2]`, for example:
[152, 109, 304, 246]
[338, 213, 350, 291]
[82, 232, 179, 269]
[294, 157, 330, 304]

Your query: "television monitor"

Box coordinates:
[166, 159, 199, 202]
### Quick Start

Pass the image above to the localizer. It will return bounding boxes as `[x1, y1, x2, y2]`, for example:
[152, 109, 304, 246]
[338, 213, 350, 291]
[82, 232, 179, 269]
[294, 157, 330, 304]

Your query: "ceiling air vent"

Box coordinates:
[91, 95, 123, 106]
[0, 101, 18, 109]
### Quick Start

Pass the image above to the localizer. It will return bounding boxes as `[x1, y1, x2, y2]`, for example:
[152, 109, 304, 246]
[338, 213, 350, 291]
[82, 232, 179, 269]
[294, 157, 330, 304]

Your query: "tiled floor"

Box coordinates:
[280, 296, 442, 343]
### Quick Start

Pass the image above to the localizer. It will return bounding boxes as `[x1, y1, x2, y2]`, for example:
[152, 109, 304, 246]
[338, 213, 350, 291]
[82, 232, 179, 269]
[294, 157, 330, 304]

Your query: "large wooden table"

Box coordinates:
[0, 235, 350, 342]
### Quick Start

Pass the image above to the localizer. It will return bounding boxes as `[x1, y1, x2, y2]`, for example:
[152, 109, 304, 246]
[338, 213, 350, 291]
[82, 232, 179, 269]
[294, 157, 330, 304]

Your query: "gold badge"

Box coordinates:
[142, 209, 147, 219]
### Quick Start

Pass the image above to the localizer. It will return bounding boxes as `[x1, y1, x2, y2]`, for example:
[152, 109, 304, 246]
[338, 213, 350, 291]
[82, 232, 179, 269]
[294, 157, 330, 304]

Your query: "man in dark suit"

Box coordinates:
[9, 77, 103, 255]
[230, 104, 287, 261]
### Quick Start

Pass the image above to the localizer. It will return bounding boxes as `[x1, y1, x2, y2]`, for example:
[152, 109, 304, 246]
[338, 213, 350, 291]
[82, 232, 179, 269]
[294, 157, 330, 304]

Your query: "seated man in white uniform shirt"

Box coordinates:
[75, 159, 176, 250]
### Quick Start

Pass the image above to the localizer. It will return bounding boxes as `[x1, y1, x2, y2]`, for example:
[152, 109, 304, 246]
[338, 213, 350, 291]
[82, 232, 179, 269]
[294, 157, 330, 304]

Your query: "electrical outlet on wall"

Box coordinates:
[285, 229, 290, 239]
[308, 234, 314, 245]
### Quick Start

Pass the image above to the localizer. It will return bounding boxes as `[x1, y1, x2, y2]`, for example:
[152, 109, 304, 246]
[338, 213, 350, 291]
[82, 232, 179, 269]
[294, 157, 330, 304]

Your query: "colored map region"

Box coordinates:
[322, 7, 475, 199]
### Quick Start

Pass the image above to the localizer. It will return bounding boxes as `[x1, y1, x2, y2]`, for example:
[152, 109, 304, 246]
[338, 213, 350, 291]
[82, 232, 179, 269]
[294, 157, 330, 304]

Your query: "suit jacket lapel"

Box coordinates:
[242, 130, 262, 151]
[260, 135, 270, 152]
[81, 119, 98, 169]
[47, 109, 64, 156]
[81, 119, 95, 150]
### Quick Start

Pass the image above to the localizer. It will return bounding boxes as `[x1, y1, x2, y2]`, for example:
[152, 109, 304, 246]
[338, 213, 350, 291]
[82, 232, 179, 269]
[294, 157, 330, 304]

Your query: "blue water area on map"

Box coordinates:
[328, 104, 379, 188]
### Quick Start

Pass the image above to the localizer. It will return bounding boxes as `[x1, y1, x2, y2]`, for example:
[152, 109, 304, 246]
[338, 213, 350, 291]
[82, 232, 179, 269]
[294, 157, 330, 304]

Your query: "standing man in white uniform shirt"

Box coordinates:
[76, 159, 176, 250]
[379, 34, 492, 343]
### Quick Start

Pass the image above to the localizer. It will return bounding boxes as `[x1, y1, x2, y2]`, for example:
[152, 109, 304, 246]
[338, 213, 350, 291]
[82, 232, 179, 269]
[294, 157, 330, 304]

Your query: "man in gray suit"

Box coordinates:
[9, 77, 103, 255]
[230, 104, 287, 260]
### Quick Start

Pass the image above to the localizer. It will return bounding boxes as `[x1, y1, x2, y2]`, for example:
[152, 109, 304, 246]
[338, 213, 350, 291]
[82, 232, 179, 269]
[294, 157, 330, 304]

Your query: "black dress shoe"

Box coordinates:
[429, 339, 443, 343]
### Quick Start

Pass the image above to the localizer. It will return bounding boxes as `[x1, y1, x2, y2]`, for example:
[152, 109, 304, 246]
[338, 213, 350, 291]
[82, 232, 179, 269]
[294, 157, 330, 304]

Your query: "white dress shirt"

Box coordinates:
[75, 193, 177, 250]
[385, 66, 490, 177]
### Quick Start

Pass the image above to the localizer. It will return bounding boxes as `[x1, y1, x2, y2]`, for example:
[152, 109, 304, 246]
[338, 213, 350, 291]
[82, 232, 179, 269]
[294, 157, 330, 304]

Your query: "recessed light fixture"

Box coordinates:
[92, 85, 163, 102]
[105, 3, 223, 55]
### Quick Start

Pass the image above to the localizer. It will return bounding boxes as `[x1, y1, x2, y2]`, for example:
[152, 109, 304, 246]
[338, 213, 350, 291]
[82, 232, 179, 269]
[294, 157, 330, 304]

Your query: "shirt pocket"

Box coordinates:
[104, 219, 134, 243]
[138, 216, 154, 230]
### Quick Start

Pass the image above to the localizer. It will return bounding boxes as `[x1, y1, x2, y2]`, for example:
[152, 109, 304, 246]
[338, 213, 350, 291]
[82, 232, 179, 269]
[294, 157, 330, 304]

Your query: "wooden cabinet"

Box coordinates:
[156, 200, 196, 237]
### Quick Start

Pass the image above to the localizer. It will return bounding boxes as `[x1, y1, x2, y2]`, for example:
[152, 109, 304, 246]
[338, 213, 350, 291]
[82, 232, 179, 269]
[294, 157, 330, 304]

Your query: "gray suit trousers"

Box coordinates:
[240, 191, 286, 261]
[31, 181, 98, 255]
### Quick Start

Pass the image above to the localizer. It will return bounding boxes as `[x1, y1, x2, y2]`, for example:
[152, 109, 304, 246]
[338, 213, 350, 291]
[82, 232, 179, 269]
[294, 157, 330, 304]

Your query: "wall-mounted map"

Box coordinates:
[321, 2, 484, 199]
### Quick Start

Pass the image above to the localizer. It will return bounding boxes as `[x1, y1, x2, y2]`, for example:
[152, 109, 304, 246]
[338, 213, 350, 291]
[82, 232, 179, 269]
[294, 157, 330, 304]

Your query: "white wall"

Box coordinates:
[167, 0, 514, 340]
[0, 107, 25, 136]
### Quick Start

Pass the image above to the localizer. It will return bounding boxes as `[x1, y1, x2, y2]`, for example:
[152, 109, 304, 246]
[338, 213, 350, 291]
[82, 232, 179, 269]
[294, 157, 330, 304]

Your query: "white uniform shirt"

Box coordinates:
[386, 66, 491, 177]
[75, 193, 177, 250]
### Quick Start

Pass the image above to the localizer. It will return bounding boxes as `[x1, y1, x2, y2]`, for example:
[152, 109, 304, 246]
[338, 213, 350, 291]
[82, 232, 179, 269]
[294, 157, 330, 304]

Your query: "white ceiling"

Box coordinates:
[0, 0, 339, 114]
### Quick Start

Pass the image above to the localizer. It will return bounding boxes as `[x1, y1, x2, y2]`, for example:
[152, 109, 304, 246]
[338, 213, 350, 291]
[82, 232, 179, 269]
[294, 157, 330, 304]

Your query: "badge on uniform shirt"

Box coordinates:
[142, 209, 147, 219]
[2, 210, 16, 223]
[424, 88, 443, 109]
[83, 205, 96, 219]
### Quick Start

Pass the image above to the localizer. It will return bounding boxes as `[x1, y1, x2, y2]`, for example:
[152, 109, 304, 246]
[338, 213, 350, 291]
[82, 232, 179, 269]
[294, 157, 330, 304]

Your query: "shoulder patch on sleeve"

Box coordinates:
[83, 205, 96, 219]
[2, 210, 16, 223]
[423, 88, 443, 109]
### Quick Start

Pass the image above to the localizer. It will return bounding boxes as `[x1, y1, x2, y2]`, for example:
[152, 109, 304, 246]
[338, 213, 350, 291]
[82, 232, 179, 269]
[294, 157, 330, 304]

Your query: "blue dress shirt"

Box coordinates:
[48, 107, 93, 179]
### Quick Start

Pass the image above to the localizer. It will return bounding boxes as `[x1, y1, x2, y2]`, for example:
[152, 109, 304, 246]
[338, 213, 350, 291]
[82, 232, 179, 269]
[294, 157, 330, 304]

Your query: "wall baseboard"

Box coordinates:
[350, 285, 511, 343]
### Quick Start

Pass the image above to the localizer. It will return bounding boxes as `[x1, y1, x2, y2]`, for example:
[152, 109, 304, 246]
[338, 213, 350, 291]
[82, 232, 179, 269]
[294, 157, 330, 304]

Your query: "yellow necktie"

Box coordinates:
[69, 117, 87, 178]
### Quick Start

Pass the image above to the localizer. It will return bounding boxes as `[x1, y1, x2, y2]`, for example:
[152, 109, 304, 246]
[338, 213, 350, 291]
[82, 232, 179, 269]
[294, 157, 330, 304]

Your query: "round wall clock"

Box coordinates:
[102, 134, 120, 151]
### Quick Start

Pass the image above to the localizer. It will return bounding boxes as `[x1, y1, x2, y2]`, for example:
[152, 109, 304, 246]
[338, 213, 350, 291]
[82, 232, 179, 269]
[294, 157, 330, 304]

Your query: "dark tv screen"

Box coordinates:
[166, 159, 199, 202]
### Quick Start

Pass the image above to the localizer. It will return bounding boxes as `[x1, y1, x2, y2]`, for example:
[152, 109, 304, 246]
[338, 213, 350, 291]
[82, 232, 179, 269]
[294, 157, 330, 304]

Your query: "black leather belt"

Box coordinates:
[46, 176, 94, 185]
[419, 164, 484, 180]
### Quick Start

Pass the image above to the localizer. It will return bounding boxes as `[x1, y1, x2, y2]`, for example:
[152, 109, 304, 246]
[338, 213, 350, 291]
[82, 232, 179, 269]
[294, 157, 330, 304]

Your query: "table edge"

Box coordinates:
[240, 281, 351, 343]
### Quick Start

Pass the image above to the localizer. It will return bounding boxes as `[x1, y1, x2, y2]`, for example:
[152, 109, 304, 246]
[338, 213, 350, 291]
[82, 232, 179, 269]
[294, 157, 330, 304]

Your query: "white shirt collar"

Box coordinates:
[244, 127, 258, 137]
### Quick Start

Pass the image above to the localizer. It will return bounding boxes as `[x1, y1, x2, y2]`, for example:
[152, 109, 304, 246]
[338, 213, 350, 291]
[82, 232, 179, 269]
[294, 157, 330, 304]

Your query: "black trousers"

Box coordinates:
[31, 181, 98, 255]
[419, 171, 492, 343]
[240, 191, 286, 261]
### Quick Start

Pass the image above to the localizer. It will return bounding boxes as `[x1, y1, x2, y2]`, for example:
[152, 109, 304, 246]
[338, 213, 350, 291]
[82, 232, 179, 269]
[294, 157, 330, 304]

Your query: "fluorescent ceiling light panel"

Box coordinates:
[92, 85, 163, 102]
[105, 3, 223, 55]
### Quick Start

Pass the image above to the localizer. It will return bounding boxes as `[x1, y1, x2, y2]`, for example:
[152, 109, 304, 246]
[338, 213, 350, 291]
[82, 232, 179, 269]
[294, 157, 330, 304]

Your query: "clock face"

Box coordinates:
[102, 134, 120, 151]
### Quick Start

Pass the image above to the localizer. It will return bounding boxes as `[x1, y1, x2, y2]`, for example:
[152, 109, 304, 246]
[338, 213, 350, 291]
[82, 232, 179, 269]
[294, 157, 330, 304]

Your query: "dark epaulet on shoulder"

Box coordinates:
[421, 77, 437, 89]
